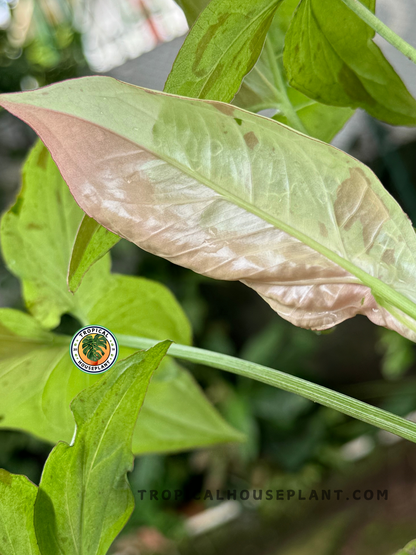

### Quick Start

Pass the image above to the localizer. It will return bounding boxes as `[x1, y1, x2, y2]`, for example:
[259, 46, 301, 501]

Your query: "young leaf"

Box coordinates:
[68, 214, 120, 293]
[283, 0, 416, 126]
[0, 469, 40, 555]
[33, 341, 171, 555]
[2, 78, 416, 340]
[0, 141, 110, 329]
[164, 0, 282, 101]
[233, 0, 354, 142]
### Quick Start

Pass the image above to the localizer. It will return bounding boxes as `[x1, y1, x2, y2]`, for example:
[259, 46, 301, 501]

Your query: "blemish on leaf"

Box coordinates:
[37, 146, 49, 169]
[334, 167, 389, 250]
[382, 248, 395, 265]
[209, 102, 235, 117]
[243, 131, 259, 150]
[10, 195, 23, 215]
[0, 469, 12, 486]
[234, 118, 243, 126]
[319, 222, 328, 237]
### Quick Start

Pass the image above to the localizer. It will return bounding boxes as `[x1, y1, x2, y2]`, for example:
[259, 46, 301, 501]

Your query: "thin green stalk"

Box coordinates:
[117, 334, 416, 443]
[263, 37, 307, 133]
[341, 0, 416, 65]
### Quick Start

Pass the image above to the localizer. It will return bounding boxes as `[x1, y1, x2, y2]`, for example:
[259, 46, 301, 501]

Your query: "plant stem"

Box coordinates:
[263, 37, 307, 134]
[341, 0, 416, 64]
[117, 333, 416, 443]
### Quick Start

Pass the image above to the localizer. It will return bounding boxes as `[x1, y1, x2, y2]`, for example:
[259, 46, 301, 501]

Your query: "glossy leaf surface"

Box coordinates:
[1, 78, 416, 342]
[284, 0, 416, 126]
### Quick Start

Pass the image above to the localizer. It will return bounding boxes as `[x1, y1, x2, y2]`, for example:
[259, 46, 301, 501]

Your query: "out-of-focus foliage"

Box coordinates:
[0, 0, 86, 93]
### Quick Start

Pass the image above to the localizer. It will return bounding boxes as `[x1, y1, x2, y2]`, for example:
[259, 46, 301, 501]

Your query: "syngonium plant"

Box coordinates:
[1, 0, 416, 552]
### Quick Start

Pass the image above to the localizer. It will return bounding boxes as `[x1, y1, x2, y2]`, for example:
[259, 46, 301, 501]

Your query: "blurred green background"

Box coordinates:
[1, 1, 416, 554]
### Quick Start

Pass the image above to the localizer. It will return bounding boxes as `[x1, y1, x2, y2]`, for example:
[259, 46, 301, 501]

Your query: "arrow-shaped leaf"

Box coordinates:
[34, 341, 171, 555]
[1, 77, 416, 341]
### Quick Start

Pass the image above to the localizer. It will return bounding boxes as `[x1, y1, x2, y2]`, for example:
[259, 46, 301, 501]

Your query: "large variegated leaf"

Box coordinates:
[1, 77, 416, 340]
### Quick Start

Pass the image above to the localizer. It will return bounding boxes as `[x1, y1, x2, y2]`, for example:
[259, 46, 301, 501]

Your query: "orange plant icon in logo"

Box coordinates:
[70, 326, 118, 374]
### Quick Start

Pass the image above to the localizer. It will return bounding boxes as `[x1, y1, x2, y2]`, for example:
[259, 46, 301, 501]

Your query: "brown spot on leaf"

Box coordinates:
[319, 222, 328, 237]
[208, 101, 235, 117]
[37, 146, 49, 169]
[0, 469, 11, 486]
[334, 167, 389, 252]
[243, 131, 259, 150]
[382, 248, 395, 265]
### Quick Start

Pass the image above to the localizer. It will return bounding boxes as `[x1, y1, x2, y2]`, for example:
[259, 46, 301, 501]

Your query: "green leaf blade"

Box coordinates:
[164, 0, 282, 101]
[68, 214, 120, 293]
[0, 470, 40, 555]
[233, 0, 354, 141]
[0, 140, 111, 329]
[34, 341, 171, 555]
[283, 0, 416, 126]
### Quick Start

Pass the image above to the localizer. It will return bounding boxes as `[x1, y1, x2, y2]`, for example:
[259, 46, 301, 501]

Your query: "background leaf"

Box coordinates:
[2, 78, 416, 341]
[0, 141, 110, 329]
[233, 0, 354, 142]
[164, 0, 282, 101]
[0, 469, 40, 555]
[68, 214, 120, 293]
[33, 342, 170, 555]
[283, 0, 416, 126]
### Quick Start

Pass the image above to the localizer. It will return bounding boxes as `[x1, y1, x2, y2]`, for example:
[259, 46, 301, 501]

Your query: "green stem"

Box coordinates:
[117, 333, 416, 443]
[341, 0, 416, 64]
[263, 37, 307, 134]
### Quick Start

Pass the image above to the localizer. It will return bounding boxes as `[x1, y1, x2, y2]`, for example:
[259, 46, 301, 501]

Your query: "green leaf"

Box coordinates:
[0, 140, 110, 329]
[174, 0, 210, 26]
[68, 214, 120, 293]
[2, 77, 416, 340]
[234, 0, 353, 141]
[394, 540, 416, 555]
[283, 0, 416, 126]
[164, 0, 282, 101]
[134, 359, 245, 453]
[0, 469, 40, 555]
[33, 342, 171, 555]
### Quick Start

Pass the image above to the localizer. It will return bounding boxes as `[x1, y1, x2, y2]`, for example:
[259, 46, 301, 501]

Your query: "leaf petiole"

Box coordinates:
[341, 0, 416, 65]
[116, 333, 416, 444]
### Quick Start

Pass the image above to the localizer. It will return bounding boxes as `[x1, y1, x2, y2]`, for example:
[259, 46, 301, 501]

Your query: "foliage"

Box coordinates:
[1, 0, 416, 552]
